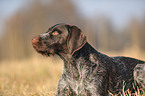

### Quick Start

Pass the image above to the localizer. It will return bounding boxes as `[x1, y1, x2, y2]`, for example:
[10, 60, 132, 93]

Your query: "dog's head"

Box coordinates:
[32, 24, 87, 56]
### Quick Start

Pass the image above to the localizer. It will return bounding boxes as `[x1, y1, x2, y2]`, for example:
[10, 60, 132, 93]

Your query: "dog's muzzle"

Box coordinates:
[32, 36, 40, 48]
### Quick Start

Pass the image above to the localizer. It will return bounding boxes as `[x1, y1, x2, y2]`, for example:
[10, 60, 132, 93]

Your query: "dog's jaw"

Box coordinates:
[32, 36, 56, 56]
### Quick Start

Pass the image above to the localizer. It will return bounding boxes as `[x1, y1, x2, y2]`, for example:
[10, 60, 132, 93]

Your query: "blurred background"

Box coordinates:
[0, 0, 145, 95]
[0, 0, 145, 61]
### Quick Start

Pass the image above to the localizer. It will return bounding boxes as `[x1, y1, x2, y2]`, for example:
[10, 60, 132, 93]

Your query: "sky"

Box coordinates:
[0, 0, 145, 34]
[72, 0, 145, 28]
[0, 0, 27, 35]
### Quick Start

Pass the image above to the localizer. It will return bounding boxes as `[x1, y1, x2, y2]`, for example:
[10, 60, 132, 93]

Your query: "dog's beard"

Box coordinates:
[34, 47, 55, 57]
[33, 44, 63, 57]
[38, 51, 53, 56]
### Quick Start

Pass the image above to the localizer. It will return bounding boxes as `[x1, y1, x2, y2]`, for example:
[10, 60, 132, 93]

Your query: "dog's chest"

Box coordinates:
[68, 61, 90, 95]
[64, 57, 97, 95]
[69, 78, 85, 95]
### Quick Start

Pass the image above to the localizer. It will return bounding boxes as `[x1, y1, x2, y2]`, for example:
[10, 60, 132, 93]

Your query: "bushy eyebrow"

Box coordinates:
[46, 28, 62, 34]
[53, 29, 62, 34]
[47, 24, 61, 32]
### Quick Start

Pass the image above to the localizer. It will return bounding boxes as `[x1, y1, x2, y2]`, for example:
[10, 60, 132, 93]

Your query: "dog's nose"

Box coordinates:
[32, 36, 40, 45]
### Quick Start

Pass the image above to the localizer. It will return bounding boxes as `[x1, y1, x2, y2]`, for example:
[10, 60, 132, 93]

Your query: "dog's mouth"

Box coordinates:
[37, 49, 55, 56]
[33, 45, 55, 56]
[32, 36, 55, 56]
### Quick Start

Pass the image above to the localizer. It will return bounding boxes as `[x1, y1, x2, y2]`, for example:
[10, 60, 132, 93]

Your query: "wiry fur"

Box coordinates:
[32, 24, 145, 96]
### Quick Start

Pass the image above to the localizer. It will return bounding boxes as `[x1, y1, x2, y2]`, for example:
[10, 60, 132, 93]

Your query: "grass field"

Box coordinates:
[0, 52, 144, 96]
[0, 55, 63, 96]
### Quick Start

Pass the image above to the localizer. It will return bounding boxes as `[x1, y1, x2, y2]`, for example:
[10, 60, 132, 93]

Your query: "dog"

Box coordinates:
[32, 23, 145, 96]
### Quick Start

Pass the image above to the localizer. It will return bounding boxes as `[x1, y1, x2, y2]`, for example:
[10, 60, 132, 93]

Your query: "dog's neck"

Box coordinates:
[58, 42, 97, 60]
[57, 42, 100, 79]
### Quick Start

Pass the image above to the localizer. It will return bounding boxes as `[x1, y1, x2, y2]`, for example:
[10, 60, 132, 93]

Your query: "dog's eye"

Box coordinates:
[51, 31, 59, 35]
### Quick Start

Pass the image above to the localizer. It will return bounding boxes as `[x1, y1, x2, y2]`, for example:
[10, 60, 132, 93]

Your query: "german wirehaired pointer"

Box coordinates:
[32, 23, 145, 96]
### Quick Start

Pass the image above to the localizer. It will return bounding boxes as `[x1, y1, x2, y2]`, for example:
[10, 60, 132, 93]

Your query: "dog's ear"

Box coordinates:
[67, 25, 87, 55]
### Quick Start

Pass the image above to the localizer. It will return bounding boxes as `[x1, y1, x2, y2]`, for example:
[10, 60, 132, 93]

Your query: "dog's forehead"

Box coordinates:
[49, 24, 67, 31]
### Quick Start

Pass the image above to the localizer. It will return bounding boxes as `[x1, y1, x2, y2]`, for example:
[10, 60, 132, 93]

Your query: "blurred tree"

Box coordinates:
[94, 16, 116, 51]
[128, 18, 142, 55]
[1, 0, 145, 60]
[1, 0, 80, 60]
[2, 12, 25, 60]
[140, 15, 145, 50]
[82, 20, 97, 48]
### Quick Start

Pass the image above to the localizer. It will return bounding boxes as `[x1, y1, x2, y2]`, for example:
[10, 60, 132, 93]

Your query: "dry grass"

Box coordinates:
[0, 52, 144, 96]
[108, 82, 145, 96]
[0, 55, 63, 96]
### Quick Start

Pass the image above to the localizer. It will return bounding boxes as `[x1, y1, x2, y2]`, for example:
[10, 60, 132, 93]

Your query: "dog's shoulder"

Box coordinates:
[112, 56, 145, 70]
[113, 56, 145, 64]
